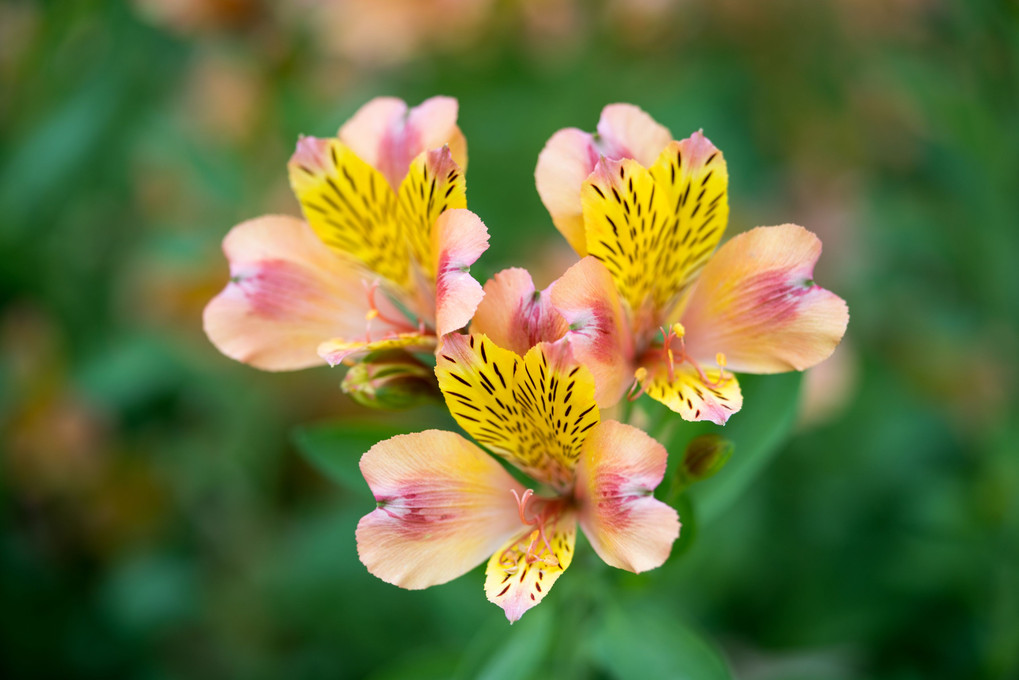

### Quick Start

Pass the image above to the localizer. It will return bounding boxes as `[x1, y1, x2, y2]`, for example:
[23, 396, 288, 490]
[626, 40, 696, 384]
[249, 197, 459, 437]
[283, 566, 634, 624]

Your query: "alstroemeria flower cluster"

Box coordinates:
[204, 96, 487, 372]
[203, 96, 848, 622]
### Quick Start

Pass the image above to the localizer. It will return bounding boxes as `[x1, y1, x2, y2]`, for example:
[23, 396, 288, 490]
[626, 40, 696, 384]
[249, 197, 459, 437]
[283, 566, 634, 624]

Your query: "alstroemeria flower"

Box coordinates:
[356, 333, 679, 622]
[536, 107, 849, 424]
[203, 96, 488, 371]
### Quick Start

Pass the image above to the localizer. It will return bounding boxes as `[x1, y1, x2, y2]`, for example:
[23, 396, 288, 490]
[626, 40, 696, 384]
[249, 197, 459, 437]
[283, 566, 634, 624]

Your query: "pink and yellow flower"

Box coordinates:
[356, 333, 679, 622]
[203, 96, 488, 372]
[526, 104, 849, 424]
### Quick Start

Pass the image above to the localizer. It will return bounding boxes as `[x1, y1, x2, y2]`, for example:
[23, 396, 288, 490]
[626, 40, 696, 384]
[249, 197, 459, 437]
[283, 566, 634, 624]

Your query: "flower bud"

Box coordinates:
[341, 350, 440, 410]
[680, 433, 734, 483]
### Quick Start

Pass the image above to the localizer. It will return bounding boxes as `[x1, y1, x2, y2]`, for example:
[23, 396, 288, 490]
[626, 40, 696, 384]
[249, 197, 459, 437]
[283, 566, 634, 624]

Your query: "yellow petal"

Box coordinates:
[397, 146, 468, 282]
[288, 136, 408, 286]
[485, 513, 576, 623]
[644, 362, 743, 425]
[647, 132, 730, 321]
[535, 104, 671, 256]
[435, 334, 600, 491]
[581, 131, 729, 331]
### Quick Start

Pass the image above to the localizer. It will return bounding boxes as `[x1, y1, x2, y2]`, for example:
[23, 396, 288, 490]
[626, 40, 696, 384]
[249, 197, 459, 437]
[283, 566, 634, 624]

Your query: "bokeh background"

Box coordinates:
[2, 0, 1017, 678]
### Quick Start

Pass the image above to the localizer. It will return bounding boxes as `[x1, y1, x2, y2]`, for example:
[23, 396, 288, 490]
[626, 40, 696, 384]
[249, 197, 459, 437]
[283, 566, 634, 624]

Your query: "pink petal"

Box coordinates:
[575, 421, 679, 573]
[535, 104, 671, 255]
[356, 430, 525, 590]
[549, 257, 635, 407]
[596, 103, 674, 166]
[433, 208, 490, 337]
[203, 216, 381, 371]
[471, 268, 569, 354]
[339, 95, 466, 191]
[681, 224, 849, 374]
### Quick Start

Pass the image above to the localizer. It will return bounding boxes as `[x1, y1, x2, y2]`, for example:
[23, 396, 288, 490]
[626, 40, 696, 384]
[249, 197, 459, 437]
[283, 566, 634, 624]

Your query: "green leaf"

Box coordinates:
[455, 604, 555, 680]
[291, 406, 460, 496]
[667, 372, 802, 524]
[593, 599, 731, 680]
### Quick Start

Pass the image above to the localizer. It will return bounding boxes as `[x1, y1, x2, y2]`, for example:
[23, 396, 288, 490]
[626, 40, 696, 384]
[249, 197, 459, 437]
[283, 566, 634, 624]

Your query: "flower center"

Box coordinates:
[496, 489, 561, 572]
[627, 323, 733, 400]
[362, 279, 425, 341]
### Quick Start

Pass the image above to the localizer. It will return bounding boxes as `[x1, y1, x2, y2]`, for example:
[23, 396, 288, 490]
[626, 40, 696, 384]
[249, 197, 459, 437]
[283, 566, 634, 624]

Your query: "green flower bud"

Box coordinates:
[341, 350, 439, 410]
[680, 434, 734, 484]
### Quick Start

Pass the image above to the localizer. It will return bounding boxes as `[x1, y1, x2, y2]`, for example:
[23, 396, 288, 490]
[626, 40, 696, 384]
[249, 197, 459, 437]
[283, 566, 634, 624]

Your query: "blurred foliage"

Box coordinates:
[2, 0, 1018, 678]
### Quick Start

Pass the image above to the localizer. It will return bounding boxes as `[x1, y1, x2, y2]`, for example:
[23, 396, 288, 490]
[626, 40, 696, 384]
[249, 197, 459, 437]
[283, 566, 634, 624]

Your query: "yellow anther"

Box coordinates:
[716, 352, 727, 368]
[634, 367, 648, 382]
[365, 309, 379, 321]
[671, 323, 686, 339]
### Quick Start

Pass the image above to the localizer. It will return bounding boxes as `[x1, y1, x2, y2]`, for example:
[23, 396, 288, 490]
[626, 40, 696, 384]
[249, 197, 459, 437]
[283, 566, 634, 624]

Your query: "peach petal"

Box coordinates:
[357, 430, 525, 590]
[471, 268, 569, 354]
[681, 224, 849, 374]
[202, 216, 378, 371]
[550, 257, 635, 407]
[575, 421, 679, 573]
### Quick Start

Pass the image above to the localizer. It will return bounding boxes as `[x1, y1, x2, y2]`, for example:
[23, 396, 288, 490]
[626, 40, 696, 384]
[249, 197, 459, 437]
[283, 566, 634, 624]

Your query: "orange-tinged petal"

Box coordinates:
[288, 136, 407, 286]
[574, 421, 679, 573]
[535, 104, 671, 256]
[435, 334, 600, 491]
[318, 332, 436, 367]
[643, 362, 743, 425]
[397, 146, 468, 283]
[549, 257, 635, 407]
[535, 127, 598, 255]
[471, 268, 569, 354]
[485, 513, 576, 623]
[357, 430, 525, 590]
[339, 95, 467, 190]
[203, 216, 373, 371]
[433, 208, 489, 337]
[681, 224, 849, 373]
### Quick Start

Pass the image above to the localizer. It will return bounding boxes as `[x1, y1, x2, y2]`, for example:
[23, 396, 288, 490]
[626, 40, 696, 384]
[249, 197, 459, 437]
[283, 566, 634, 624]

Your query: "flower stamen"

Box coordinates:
[499, 488, 561, 571]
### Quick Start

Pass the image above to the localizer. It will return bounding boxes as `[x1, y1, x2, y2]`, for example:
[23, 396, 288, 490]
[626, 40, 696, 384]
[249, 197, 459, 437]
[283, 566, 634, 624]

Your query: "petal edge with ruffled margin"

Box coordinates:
[535, 104, 671, 256]
[680, 224, 849, 374]
[203, 216, 377, 371]
[471, 268, 569, 355]
[485, 513, 576, 623]
[433, 208, 489, 337]
[357, 430, 525, 591]
[550, 257, 635, 407]
[574, 421, 679, 573]
[339, 95, 467, 191]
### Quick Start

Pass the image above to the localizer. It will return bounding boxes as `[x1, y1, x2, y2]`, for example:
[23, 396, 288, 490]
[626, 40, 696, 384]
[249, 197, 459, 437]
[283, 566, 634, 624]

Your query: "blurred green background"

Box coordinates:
[2, 0, 1017, 678]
